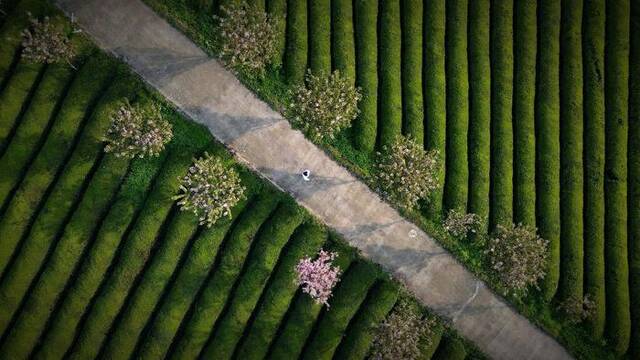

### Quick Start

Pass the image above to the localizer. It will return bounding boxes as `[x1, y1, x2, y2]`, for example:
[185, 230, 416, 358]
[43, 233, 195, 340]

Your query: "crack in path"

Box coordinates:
[54, 0, 572, 358]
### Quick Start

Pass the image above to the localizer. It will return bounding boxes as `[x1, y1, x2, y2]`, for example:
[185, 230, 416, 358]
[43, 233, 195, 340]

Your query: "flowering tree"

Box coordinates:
[370, 300, 436, 360]
[174, 153, 246, 227]
[443, 209, 483, 238]
[486, 223, 549, 295]
[103, 100, 173, 158]
[21, 14, 75, 65]
[557, 294, 596, 324]
[288, 70, 362, 141]
[375, 136, 440, 210]
[215, 2, 279, 74]
[295, 249, 341, 306]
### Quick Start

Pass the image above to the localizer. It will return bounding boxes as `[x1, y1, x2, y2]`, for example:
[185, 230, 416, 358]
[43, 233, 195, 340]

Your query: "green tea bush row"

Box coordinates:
[400, 0, 423, 145]
[330, 0, 355, 82]
[284, 0, 306, 84]
[377, 0, 402, 149]
[308, 0, 330, 75]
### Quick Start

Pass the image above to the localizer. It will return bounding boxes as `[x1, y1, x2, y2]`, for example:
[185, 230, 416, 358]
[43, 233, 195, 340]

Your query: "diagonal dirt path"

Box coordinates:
[54, 0, 572, 358]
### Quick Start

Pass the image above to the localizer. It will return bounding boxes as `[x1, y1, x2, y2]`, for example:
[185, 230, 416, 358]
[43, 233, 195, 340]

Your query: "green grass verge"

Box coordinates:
[377, 0, 401, 149]
[66, 149, 198, 360]
[432, 336, 466, 360]
[0, 71, 132, 338]
[400, 0, 423, 145]
[558, 0, 584, 302]
[582, 0, 606, 337]
[330, 0, 355, 82]
[333, 279, 398, 360]
[489, 0, 513, 231]
[308, 0, 330, 76]
[0, 64, 74, 205]
[352, 0, 377, 152]
[0, 53, 113, 280]
[284, 0, 306, 84]
[133, 184, 254, 360]
[512, 0, 536, 227]
[32, 154, 164, 360]
[423, 0, 445, 217]
[200, 200, 305, 359]
[535, 0, 561, 299]
[0, 155, 130, 359]
[266, 237, 356, 360]
[167, 190, 280, 360]
[234, 222, 327, 360]
[443, 0, 468, 213]
[300, 260, 380, 360]
[604, 0, 630, 353]
[466, 0, 490, 229]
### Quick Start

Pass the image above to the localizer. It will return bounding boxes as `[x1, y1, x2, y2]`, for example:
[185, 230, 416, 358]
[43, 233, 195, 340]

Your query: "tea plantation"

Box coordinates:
[0, 1, 481, 359]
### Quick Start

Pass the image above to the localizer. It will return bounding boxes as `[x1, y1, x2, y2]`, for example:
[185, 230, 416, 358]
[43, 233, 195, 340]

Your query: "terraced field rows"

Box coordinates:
[0, 1, 481, 359]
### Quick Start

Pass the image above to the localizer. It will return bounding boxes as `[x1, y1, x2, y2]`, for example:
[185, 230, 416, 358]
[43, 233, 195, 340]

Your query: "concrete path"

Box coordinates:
[55, 0, 572, 359]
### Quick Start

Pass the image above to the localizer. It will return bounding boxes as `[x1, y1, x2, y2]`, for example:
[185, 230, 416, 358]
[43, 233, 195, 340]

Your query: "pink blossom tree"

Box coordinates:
[295, 249, 341, 306]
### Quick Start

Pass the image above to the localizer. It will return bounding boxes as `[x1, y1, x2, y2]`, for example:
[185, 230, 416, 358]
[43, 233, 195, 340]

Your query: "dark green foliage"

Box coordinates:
[443, 0, 468, 212]
[333, 280, 398, 360]
[0, 64, 74, 205]
[234, 222, 327, 360]
[247, 0, 265, 11]
[604, 0, 630, 353]
[432, 336, 466, 360]
[0, 72, 132, 337]
[33, 155, 165, 359]
[267, 238, 356, 359]
[284, 0, 306, 84]
[168, 191, 280, 359]
[466, 0, 490, 229]
[558, 0, 583, 302]
[67, 150, 197, 360]
[331, 0, 355, 82]
[512, 0, 536, 227]
[308, 0, 330, 75]
[352, 0, 377, 152]
[582, 0, 606, 336]
[266, 0, 286, 65]
[200, 201, 305, 359]
[629, 2, 640, 357]
[134, 187, 253, 360]
[0, 156, 130, 359]
[418, 322, 443, 359]
[489, 0, 513, 230]
[400, 0, 423, 145]
[0, 54, 112, 278]
[377, 0, 402, 149]
[423, 0, 446, 217]
[300, 260, 380, 360]
[535, 0, 560, 299]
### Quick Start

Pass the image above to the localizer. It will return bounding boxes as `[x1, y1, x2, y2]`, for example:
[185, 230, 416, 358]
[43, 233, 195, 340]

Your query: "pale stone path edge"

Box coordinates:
[54, 0, 572, 359]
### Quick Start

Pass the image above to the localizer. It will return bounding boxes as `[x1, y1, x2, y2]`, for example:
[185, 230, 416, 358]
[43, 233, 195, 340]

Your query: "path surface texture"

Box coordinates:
[55, 1, 572, 359]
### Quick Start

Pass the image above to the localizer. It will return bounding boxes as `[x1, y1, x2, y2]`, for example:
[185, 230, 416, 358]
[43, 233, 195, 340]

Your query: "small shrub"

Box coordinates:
[486, 223, 549, 295]
[375, 136, 440, 210]
[288, 70, 362, 141]
[174, 153, 246, 227]
[295, 249, 341, 306]
[103, 100, 173, 158]
[557, 294, 596, 324]
[443, 209, 483, 238]
[370, 300, 436, 360]
[21, 14, 75, 65]
[215, 1, 279, 74]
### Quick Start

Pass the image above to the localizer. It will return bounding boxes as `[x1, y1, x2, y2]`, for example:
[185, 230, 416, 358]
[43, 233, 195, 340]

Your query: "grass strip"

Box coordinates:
[300, 260, 380, 360]
[352, 0, 377, 152]
[333, 279, 399, 360]
[266, 237, 356, 360]
[400, 0, 423, 145]
[307, 0, 330, 75]
[604, 0, 631, 353]
[167, 190, 280, 360]
[558, 0, 584, 302]
[443, 0, 468, 212]
[233, 222, 327, 360]
[377, 0, 402, 149]
[466, 0, 490, 229]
